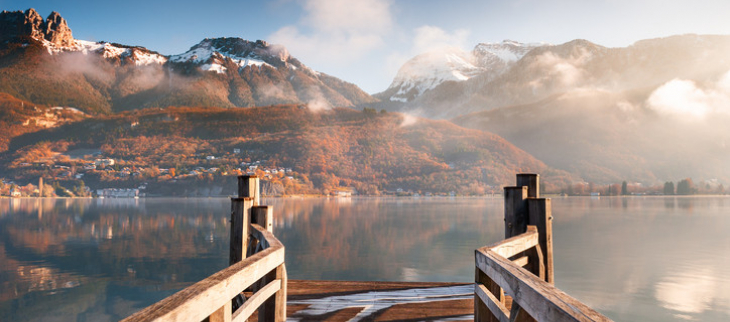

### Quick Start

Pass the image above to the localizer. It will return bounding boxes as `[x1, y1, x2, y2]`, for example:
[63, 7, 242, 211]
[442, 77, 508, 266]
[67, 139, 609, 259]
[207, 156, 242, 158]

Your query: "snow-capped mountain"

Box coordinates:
[0, 9, 376, 114]
[169, 38, 312, 75]
[380, 41, 544, 103]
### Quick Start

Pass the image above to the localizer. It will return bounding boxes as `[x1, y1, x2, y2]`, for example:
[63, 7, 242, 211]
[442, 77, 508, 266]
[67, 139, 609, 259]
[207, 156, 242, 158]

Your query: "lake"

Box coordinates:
[1, 196, 729, 321]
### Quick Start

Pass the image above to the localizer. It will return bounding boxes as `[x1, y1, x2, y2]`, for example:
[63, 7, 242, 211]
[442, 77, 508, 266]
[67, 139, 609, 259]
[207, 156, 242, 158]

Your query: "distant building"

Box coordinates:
[95, 158, 115, 167]
[206, 156, 216, 160]
[233, 148, 241, 154]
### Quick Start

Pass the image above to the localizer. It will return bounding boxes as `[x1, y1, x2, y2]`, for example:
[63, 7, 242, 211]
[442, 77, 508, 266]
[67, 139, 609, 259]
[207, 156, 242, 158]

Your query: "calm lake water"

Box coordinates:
[1, 196, 729, 321]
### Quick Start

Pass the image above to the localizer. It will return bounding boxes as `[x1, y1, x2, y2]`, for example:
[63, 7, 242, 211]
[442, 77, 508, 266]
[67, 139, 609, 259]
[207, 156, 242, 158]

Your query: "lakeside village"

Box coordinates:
[0, 149, 727, 198]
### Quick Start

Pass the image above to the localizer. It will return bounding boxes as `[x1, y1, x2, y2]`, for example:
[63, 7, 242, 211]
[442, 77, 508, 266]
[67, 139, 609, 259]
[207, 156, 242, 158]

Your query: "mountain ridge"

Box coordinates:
[0, 8, 377, 114]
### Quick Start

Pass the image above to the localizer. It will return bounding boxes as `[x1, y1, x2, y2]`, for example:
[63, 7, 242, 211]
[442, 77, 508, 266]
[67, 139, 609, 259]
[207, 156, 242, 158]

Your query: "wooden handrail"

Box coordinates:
[475, 174, 611, 322]
[475, 233, 609, 322]
[124, 176, 287, 322]
[122, 232, 284, 322]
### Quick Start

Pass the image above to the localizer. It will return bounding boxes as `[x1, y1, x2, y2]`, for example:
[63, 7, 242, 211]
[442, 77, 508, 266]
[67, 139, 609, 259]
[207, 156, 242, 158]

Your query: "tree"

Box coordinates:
[621, 181, 628, 195]
[676, 178, 695, 195]
[663, 181, 675, 195]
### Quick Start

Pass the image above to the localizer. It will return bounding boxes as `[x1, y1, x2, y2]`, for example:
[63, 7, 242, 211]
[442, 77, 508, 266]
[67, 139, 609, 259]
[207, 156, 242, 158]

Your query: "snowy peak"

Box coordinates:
[169, 38, 306, 75]
[383, 40, 545, 103]
[472, 40, 544, 66]
[387, 47, 480, 102]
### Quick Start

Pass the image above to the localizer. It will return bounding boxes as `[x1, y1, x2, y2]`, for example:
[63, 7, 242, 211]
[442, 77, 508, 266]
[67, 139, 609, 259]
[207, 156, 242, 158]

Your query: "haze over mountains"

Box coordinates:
[1, 8, 729, 193]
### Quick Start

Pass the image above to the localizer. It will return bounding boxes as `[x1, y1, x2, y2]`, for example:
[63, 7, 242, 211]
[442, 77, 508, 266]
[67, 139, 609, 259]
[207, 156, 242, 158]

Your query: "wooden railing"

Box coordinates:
[474, 174, 611, 322]
[123, 176, 287, 322]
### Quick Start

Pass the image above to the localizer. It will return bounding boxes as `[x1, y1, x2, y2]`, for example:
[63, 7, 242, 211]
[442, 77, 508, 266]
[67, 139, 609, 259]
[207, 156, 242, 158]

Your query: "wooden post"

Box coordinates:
[504, 186, 528, 239]
[239, 175, 260, 206]
[516, 173, 539, 198]
[259, 264, 287, 322]
[252, 206, 274, 233]
[206, 301, 232, 322]
[528, 198, 554, 284]
[475, 266, 503, 322]
[230, 197, 253, 265]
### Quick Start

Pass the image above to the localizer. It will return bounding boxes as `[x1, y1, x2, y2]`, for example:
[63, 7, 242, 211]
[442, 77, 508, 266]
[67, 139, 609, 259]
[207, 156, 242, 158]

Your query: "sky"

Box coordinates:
[4, 0, 730, 93]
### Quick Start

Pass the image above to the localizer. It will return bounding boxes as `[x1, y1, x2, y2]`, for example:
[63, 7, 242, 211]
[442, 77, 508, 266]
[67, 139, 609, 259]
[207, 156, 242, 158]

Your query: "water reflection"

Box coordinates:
[1, 196, 730, 321]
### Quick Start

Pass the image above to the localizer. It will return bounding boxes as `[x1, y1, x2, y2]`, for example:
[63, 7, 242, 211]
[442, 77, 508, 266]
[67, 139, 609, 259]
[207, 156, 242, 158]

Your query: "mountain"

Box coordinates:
[0, 9, 377, 114]
[383, 35, 730, 119]
[375, 40, 543, 112]
[0, 101, 576, 195]
[453, 88, 730, 184]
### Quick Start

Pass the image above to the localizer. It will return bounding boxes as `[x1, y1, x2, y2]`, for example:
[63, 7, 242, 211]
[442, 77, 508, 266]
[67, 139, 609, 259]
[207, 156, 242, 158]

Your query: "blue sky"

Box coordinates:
[4, 0, 730, 93]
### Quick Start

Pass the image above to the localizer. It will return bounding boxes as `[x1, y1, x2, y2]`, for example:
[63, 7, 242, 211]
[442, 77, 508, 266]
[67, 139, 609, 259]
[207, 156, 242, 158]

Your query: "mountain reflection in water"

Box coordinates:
[1, 196, 730, 321]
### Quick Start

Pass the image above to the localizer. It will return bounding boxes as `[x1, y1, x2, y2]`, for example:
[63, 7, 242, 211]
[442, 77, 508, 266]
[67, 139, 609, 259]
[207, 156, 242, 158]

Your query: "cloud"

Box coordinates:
[411, 26, 471, 54]
[269, 0, 393, 66]
[647, 71, 730, 119]
[528, 50, 589, 90]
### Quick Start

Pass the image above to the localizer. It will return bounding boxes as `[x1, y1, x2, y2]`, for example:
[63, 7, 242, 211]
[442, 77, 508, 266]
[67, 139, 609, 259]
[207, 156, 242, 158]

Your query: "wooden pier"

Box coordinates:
[123, 174, 612, 322]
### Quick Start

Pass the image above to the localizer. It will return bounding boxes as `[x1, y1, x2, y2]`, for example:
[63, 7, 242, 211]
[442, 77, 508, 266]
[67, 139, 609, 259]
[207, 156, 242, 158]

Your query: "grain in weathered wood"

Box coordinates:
[475, 249, 611, 322]
[512, 256, 529, 268]
[252, 206, 274, 233]
[475, 283, 509, 322]
[504, 186, 528, 239]
[238, 175, 260, 205]
[516, 174, 539, 198]
[232, 279, 281, 322]
[230, 197, 253, 265]
[527, 198, 554, 284]
[206, 301, 232, 322]
[487, 226, 538, 259]
[275, 265, 287, 322]
[121, 242, 284, 322]
[509, 303, 536, 322]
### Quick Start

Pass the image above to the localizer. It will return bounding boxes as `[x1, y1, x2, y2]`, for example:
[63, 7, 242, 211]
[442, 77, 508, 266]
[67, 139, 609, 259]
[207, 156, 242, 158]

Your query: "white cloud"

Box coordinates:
[269, 0, 393, 66]
[647, 71, 730, 119]
[411, 25, 471, 54]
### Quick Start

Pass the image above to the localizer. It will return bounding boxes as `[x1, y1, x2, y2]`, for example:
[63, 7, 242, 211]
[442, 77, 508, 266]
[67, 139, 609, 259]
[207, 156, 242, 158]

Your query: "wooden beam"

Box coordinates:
[475, 249, 611, 322]
[230, 197, 253, 265]
[207, 301, 231, 322]
[232, 279, 281, 322]
[122, 244, 284, 322]
[509, 303, 536, 322]
[527, 198, 554, 284]
[252, 206, 274, 233]
[487, 226, 539, 259]
[512, 256, 529, 268]
[475, 283, 510, 322]
[504, 186, 528, 239]
[238, 175, 260, 205]
[516, 174, 539, 198]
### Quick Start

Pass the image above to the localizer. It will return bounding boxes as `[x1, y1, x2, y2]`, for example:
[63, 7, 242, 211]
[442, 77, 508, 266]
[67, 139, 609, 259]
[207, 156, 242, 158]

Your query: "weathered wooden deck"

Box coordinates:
[124, 174, 611, 322]
[286, 280, 473, 322]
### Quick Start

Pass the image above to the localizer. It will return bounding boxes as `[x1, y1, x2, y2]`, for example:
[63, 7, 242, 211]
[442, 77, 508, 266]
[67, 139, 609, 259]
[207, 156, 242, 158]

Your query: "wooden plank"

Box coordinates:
[512, 256, 529, 268]
[528, 198, 554, 284]
[230, 198, 253, 265]
[252, 206, 274, 233]
[122, 245, 284, 322]
[487, 226, 538, 259]
[207, 301, 232, 322]
[475, 249, 611, 322]
[504, 186, 528, 239]
[275, 265, 287, 322]
[232, 279, 281, 322]
[516, 174, 539, 198]
[238, 175, 260, 205]
[509, 304, 536, 322]
[475, 284, 509, 322]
